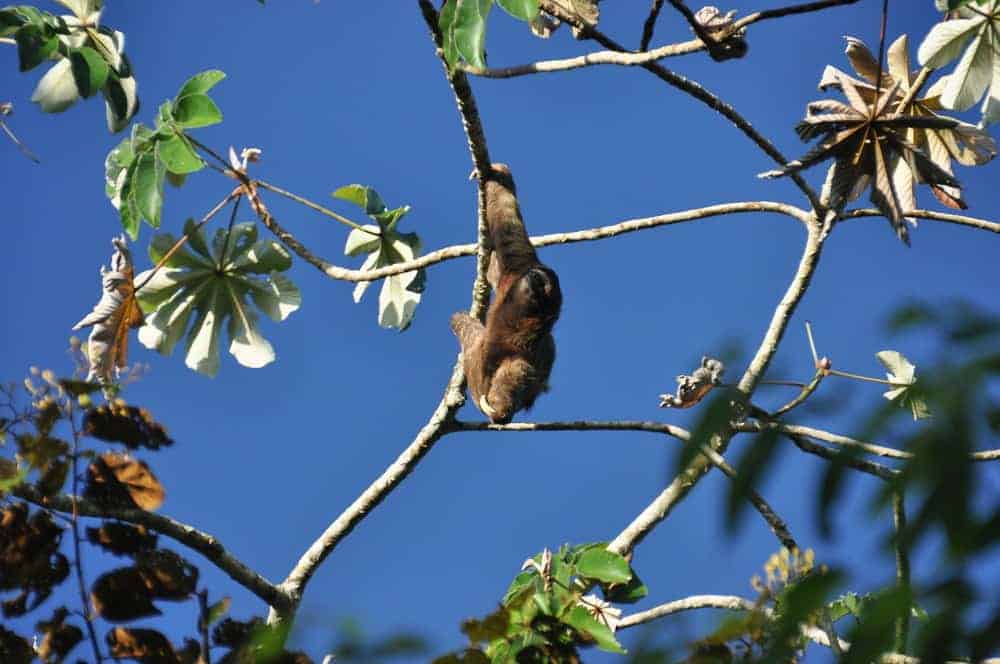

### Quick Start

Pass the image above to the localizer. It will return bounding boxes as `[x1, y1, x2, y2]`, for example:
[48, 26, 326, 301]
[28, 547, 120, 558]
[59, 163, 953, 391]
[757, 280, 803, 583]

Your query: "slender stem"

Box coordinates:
[827, 368, 899, 386]
[898, 67, 933, 111]
[1, 118, 41, 163]
[772, 369, 825, 416]
[255, 180, 375, 233]
[805, 320, 820, 364]
[873, 0, 890, 107]
[217, 194, 243, 272]
[198, 589, 212, 664]
[640, 0, 666, 51]
[133, 191, 239, 293]
[68, 405, 104, 664]
[843, 207, 1000, 234]
[893, 490, 910, 653]
[185, 135, 231, 171]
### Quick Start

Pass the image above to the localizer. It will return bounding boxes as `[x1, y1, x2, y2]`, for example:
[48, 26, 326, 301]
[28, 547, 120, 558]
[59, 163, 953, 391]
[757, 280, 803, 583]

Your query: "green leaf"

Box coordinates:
[69, 46, 109, 98]
[132, 146, 165, 229]
[333, 184, 386, 215]
[102, 70, 138, 133]
[454, 0, 492, 69]
[563, 606, 625, 654]
[438, 0, 460, 66]
[575, 549, 631, 585]
[15, 24, 57, 71]
[173, 93, 222, 128]
[175, 69, 226, 99]
[496, 0, 538, 20]
[602, 570, 647, 604]
[917, 17, 980, 70]
[117, 160, 141, 239]
[157, 133, 203, 174]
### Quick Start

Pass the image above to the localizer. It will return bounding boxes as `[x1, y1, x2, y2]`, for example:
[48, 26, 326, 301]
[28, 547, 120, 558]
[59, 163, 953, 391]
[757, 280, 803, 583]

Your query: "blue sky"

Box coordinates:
[2, 1, 999, 661]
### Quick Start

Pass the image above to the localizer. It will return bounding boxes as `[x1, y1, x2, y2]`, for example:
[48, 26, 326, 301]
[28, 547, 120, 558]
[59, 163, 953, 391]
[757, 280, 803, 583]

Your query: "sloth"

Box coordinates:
[450, 163, 562, 424]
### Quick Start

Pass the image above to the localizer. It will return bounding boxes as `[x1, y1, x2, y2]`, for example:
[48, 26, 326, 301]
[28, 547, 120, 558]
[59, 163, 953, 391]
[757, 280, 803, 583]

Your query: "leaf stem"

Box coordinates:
[217, 194, 243, 272]
[873, 0, 890, 107]
[133, 190, 240, 293]
[827, 368, 901, 386]
[805, 320, 819, 364]
[898, 67, 933, 110]
[254, 180, 375, 234]
[772, 369, 826, 416]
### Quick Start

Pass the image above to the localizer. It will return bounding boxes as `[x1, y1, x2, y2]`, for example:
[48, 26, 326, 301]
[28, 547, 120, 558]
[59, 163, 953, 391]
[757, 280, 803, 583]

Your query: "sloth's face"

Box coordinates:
[514, 267, 562, 320]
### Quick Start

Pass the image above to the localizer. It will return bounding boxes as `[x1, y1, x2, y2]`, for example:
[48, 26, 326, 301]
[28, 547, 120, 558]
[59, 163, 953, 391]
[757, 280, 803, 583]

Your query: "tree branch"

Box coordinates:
[538, 0, 822, 217]
[255, 200, 809, 284]
[268, 0, 497, 622]
[893, 490, 910, 653]
[606, 226, 825, 556]
[12, 484, 290, 613]
[786, 434, 899, 480]
[455, 419, 796, 550]
[843, 208, 1000, 234]
[738, 421, 1000, 462]
[640, 0, 666, 52]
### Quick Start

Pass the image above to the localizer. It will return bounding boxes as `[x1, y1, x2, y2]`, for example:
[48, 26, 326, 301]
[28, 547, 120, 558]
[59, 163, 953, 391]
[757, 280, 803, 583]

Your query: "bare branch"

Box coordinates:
[606, 226, 825, 555]
[255, 200, 809, 284]
[893, 490, 911, 653]
[538, 0, 822, 216]
[786, 434, 899, 480]
[455, 419, 798, 550]
[843, 208, 1000, 234]
[270, 0, 498, 622]
[739, 421, 1000, 462]
[12, 484, 290, 612]
[640, 0, 666, 51]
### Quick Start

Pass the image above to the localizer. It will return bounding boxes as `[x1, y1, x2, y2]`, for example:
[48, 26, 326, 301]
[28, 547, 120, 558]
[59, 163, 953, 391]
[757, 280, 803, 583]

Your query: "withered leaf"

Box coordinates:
[84, 401, 174, 450]
[35, 606, 84, 664]
[761, 35, 992, 244]
[73, 235, 145, 384]
[91, 567, 161, 622]
[107, 626, 180, 664]
[659, 357, 725, 409]
[0, 503, 70, 617]
[135, 549, 199, 600]
[85, 452, 165, 511]
[86, 521, 158, 557]
[0, 626, 33, 664]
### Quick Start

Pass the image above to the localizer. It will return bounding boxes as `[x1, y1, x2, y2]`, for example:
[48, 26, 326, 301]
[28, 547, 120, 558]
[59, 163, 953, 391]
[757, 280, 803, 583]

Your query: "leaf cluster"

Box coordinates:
[0, 1, 138, 132]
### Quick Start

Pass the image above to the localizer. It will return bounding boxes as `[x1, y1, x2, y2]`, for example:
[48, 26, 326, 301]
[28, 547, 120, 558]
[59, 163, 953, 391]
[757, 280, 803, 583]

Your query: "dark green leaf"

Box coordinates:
[132, 147, 165, 229]
[172, 94, 222, 129]
[157, 133, 203, 174]
[602, 569, 647, 604]
[69, 46, 109, 98]
[333, 184, 386, 215]
[575, 548, 631, 585]
[15, 24, 56, 72]
[454, 0, 492, 69]
[726, 428, 781, 534]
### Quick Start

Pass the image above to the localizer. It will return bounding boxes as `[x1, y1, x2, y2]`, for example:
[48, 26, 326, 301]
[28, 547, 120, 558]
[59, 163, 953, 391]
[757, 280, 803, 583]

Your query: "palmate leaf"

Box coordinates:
[72, 236, 144, 385]
[764, 34, 995, 243]
[337, 185, 425, 331]
[135, 220, 300, 377]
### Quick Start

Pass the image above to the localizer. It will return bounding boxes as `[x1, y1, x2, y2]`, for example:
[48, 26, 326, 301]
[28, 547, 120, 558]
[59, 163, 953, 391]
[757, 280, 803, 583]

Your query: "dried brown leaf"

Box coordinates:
[35, 606, 84, 664]
[72, 236, 145, 385]
[85, 452, 165, 511]
[107, 626, 180, 664]
[91, 567, 161, 622]
[86, 521, 158, 557]
[83, 401, 174, 450]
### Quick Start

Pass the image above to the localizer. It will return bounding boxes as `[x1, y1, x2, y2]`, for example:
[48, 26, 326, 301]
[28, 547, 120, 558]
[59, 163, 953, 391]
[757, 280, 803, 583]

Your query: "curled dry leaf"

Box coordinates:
[35, 606, 84, 664]
[83, 400, 174, 450]
[107, 627, 179, 663]
[73, 235, 144, 384]
[0, 503, 70, 618]
[134, 549, 199, 600]
[85, 451, 164, 511]
[761, 36, 991, 244]
[86, 522, 158, 557]
[659, 356, 724, 408]
[91, 568, 161, 622]
[693, 6, 748, 61]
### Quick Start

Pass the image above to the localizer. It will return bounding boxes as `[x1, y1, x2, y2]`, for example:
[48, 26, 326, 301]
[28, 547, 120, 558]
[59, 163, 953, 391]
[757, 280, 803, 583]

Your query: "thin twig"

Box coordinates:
[606, 226, 825, 556]
[788, 434, 899, 479]
[454, 419, 798, 550]
[805, 320, 820, 364]
[68, 406, 104, 664]
[254, 199, 809, 284]
[537, 0, 822, 212]
[640, 0, 666, 51]
[893, 489, 910, 653]
[216, 195, 243, 272]
[133, 191, 240, 293]
[1, 117, 41, 163]
[13, 484, 291, 612]
[842, 207, 1000, 234]
[255, 179, 374, 233]
[873, 0, 890, 107]
[772, 368, 825, 416]
[197, 589, 212, 664]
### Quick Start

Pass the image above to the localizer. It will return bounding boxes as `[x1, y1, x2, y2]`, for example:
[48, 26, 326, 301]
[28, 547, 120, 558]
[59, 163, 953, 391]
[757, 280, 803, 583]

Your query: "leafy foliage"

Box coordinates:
[919, 1, 1000, 125]
[438, 0, 541, 68]
[339, 185, 425, 330]
[105, 70, 225, 238]
[0, 0, 140, 132]
[136, 218, 301, 376]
